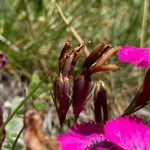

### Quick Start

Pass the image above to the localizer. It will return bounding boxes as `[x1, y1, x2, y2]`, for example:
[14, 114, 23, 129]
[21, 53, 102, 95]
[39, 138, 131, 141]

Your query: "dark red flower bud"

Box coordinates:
[72, 74, 91, 120]
[0, 54, 7, 69]
[124, 69, 150, 115]
[53, 38, 84, 125]
[54, 75, 72, 125]
[72, 43, 119, 121]
[94, 81, 108, 123]
[135, 69, 150, 107]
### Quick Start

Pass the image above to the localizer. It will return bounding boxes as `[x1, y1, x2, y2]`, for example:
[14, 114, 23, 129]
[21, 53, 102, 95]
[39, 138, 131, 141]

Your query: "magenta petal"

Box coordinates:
[58, 122, 105, 150]
[69, 122, 104, 138]
[58, 134, 84, 150]
[58, 122, 125, 150]
[104, 116, 150, 150]
[118, 46, 150, 67]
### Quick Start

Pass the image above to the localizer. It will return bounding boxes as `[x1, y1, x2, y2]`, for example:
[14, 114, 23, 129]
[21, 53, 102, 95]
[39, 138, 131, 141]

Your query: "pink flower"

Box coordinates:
[58, 122, 124, 150]
[58, 116, 150, 150]
[58, 122, 103, 150]
[104, 116, 150, 150]
[118, 46, 150, 67]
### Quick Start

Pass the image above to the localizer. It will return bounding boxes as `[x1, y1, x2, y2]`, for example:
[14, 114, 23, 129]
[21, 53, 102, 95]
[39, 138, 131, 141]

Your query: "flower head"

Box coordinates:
[58, 116, 150, 150]
[58, 122, 103, 150]
[104, 116, 150, 150]
[118, 46, 150, 67]
[58, 122, 124, 150]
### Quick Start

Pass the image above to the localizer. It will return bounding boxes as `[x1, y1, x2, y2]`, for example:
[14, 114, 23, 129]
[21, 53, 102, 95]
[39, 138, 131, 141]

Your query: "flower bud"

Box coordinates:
[54, 38, 84, 124]
[94, 81, 108, 123]
[135, 69, 150, 107]
[72, 74, 91, 120]
[124, 69, 150, 115]
[54, 75, 72, 125]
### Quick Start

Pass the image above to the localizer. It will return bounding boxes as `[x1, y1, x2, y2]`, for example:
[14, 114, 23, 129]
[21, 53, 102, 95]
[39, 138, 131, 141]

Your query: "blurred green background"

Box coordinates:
[0, 0, 149, 79]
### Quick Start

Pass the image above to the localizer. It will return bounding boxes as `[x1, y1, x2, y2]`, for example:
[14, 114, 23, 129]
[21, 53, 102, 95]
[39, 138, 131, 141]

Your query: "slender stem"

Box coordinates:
[11, 127, 24, 150]
[108, 0, 121, 116]
[24, 0, 35, 38]
[110, 0, 119, 44]
[138, 0, 148, 86]
[51, 0, 90, 56]
[140, 0, 148, 47]
[0, 34, 19, 52]
[0, 81, 44, 134]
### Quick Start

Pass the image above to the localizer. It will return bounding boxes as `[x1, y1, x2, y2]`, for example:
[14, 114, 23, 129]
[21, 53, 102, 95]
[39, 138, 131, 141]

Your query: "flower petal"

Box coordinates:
[118, 46, 150, 67]
[58, 122, 104, 150]
[58, 134, 84, 150]
[104, 116, 150, 150]
[70, 122, 104, 138]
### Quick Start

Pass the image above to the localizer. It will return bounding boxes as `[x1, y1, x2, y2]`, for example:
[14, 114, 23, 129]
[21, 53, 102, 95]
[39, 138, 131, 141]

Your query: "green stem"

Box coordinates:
[140, 0, 148, 47]
[0, 34, 19, 52]
[0, 80, 44, 134]
[138, 0, 148, 86]
[11, 127, 24, 150]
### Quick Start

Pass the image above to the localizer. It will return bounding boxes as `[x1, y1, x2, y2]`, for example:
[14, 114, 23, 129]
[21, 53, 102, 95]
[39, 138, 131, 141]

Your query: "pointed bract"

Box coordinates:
[82, 43, 110, 71]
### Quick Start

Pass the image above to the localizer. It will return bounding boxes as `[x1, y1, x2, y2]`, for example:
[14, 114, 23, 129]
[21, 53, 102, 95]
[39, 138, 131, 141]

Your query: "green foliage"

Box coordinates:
[2, 116, 24, 150]
[0, 1, 149, 81]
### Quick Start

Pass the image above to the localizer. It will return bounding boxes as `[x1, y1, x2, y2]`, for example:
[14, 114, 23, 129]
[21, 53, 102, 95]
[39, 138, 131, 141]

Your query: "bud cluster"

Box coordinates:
[53, 38, 120, 125]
